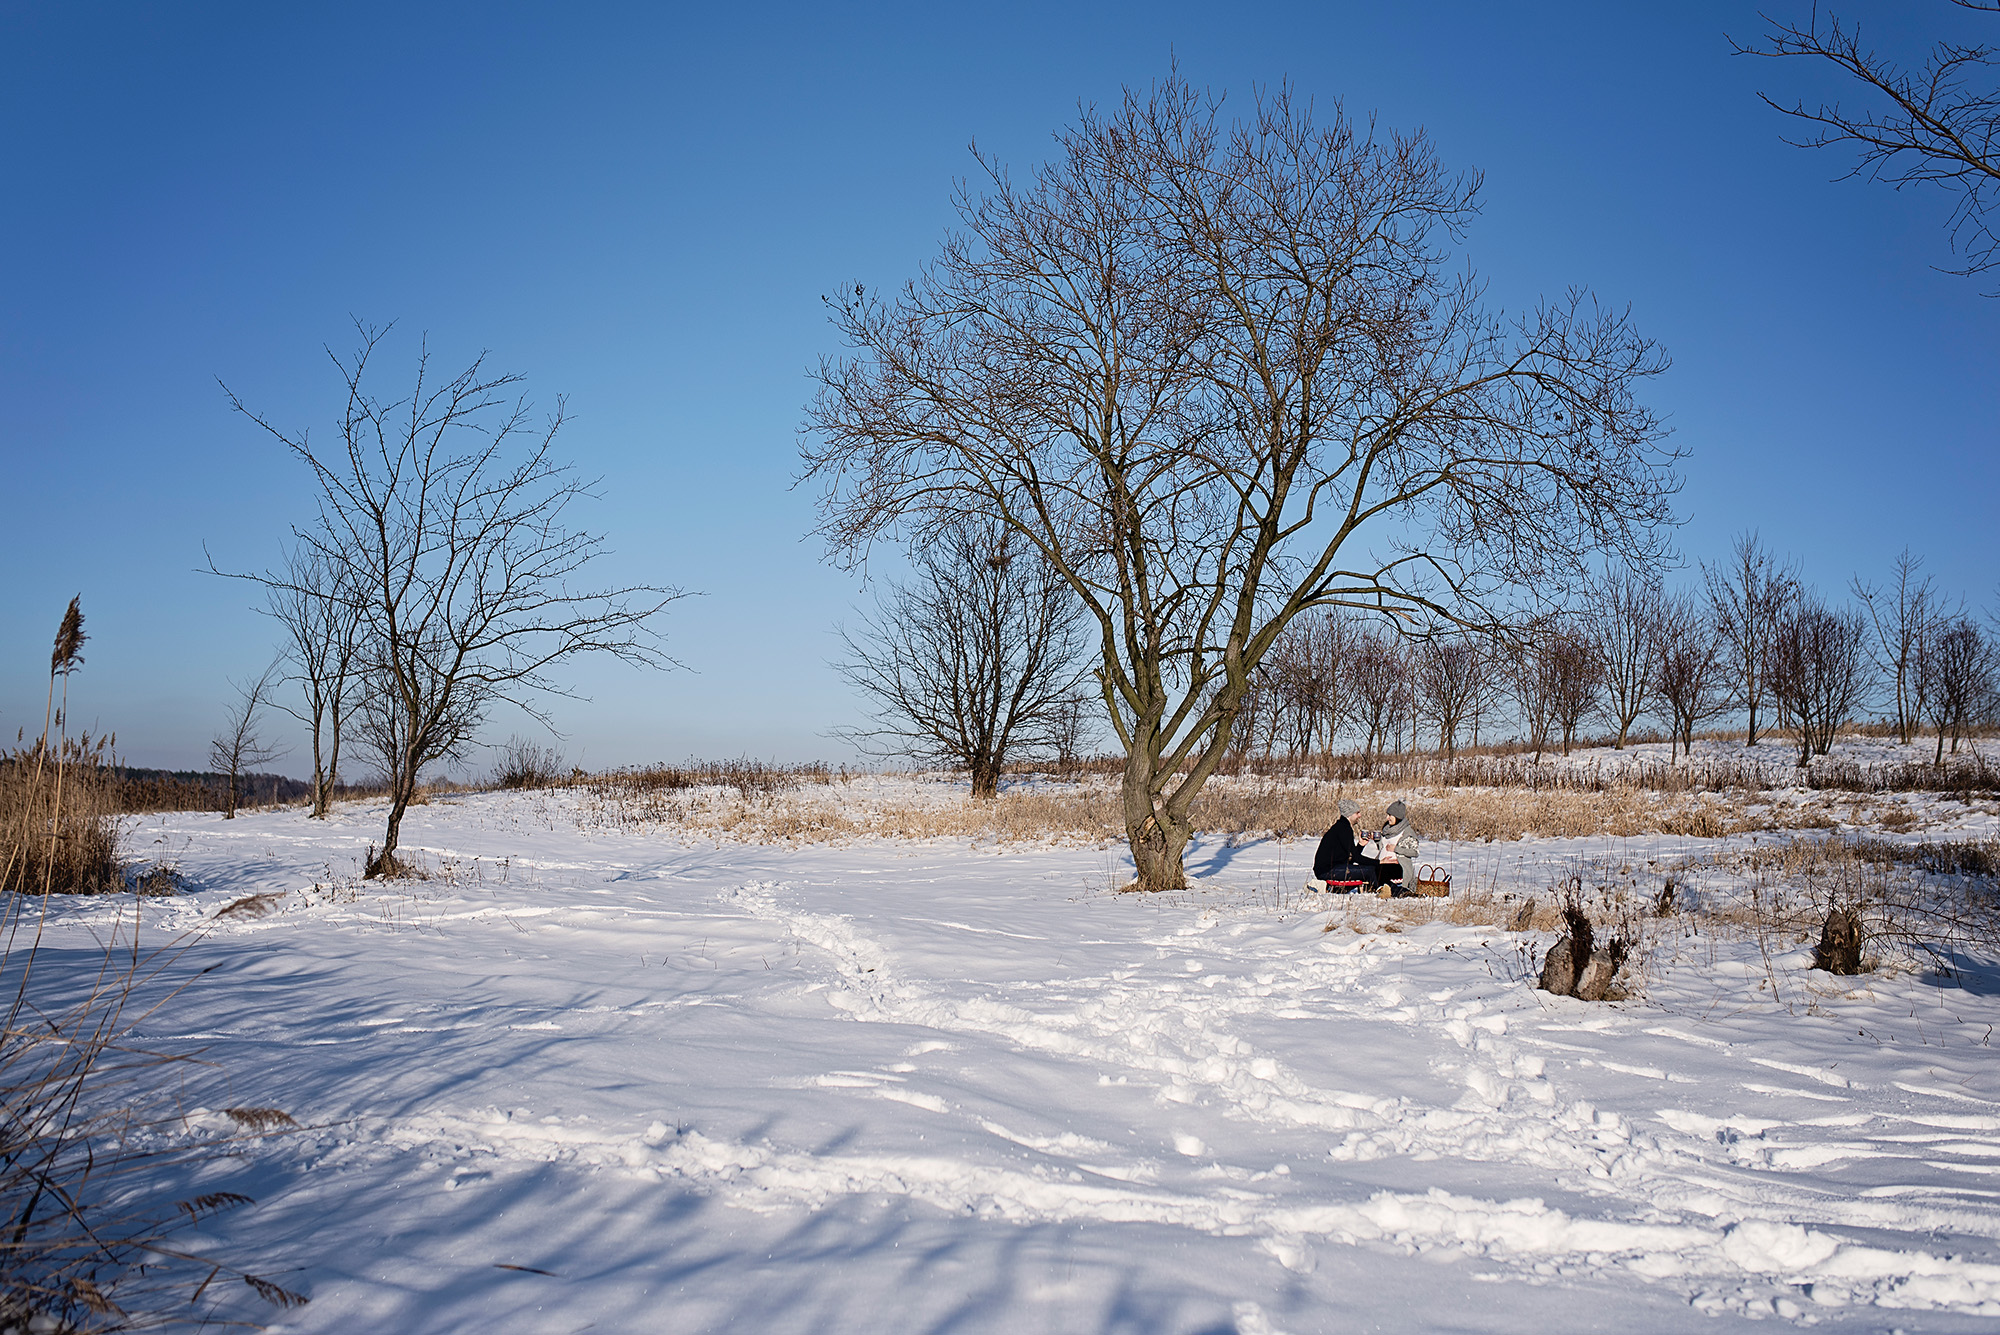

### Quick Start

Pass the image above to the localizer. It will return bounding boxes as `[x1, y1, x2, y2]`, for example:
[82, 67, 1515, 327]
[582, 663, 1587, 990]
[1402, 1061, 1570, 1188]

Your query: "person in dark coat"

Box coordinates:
[1312, 798, 1376, 886]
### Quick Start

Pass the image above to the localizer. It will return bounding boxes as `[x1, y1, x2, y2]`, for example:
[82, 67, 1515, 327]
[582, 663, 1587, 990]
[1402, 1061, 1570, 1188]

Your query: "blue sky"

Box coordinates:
[3, 1, 1995, 773]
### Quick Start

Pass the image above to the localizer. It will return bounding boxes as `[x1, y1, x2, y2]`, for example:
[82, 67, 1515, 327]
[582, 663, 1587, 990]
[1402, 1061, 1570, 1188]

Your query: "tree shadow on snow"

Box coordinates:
[1914, 947, 2000, 997]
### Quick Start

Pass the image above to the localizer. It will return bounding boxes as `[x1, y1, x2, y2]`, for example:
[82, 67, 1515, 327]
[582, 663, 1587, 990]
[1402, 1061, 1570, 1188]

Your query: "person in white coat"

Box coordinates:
[1371, 800, 1418, 891]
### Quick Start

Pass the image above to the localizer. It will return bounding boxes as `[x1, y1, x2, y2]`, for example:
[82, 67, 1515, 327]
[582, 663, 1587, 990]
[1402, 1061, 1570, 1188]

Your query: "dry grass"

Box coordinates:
[0, 601, 305, 1328]
[1, 735, 126, 896]
[571, 770, 1834, 848]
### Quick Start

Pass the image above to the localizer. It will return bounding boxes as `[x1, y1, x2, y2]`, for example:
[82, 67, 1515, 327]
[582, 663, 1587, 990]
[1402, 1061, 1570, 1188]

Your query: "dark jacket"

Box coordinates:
[1313, 817, 1362, 880]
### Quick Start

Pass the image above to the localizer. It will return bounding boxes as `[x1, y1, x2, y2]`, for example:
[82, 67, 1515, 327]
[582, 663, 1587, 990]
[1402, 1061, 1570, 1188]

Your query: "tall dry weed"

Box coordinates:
[0, 600, 303, 1329]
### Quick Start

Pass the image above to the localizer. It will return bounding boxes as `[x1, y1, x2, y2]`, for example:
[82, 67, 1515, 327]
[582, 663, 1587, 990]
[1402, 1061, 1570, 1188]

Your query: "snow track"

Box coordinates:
[363, 874, 2000, 1323]
[75, 792, 2000, 1331]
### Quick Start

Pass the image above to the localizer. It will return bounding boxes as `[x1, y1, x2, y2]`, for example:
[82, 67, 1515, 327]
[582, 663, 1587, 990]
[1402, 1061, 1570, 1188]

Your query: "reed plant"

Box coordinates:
[0, 601, 304, 1330]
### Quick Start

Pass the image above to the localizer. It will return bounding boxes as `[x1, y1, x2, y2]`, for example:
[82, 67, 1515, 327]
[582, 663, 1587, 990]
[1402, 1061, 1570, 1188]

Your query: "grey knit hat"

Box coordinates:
[1338, 798, 1361, 816]
[1386, 800, 1408, 823]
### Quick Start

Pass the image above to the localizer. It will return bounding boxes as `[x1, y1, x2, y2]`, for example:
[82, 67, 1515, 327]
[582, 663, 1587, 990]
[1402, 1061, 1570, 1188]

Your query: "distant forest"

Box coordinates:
[108, 767, 315, 812]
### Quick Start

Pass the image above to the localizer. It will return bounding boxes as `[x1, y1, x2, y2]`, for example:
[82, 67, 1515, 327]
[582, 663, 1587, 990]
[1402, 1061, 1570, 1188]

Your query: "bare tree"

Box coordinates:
[1511, 639, 1559, 759]
[1543, 628, 1602, 756]
[835, 522, 1094, 796]
[1414, 634, 1482, 757]
[1580, 570, 1663, 748]
[1654, 593, 1730, 760]
[802, 76, 1678, 888]
[224, 325, 684, 876]
[1921, 617, 1998, 760]
[1464, 634, 1506, 749]
[1703, 531, 1798, 746]
[1260, 611, 1351, 760]
[1853, 549, 1939, 744]
[209, 661, 284, 819]
[1767, 596, 1874, 767]
[259, 543, 361, 818]
[1347, 632, 1409, 771]
[1737, 3, 2000, 283]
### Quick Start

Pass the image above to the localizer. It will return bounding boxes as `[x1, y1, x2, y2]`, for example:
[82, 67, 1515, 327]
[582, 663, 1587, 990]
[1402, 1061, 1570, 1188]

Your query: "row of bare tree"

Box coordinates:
[839, 522, 1998, 791]
[1237, 536, 1999, 769]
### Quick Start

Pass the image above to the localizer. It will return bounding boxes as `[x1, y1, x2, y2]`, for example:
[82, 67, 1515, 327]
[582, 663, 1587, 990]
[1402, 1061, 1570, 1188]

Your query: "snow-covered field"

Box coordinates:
[59, 783, 2000, 1332]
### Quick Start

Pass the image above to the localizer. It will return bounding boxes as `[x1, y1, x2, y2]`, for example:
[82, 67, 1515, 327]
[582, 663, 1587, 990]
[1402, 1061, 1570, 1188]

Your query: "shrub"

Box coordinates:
[491, 735, 569, 790]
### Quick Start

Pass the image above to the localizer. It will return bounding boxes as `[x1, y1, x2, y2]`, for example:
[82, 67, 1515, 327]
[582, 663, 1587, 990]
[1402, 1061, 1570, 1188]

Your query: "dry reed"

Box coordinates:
[0, 600, 304, 1329]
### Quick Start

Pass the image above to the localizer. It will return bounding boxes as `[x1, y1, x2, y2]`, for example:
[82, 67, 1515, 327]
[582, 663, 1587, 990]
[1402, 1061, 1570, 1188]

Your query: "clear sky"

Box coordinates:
[3, 1, 1995, 775]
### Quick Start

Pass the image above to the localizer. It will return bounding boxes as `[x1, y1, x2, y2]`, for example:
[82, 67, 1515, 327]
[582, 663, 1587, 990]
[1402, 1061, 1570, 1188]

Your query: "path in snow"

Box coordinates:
[52, 791, 2000, 1332]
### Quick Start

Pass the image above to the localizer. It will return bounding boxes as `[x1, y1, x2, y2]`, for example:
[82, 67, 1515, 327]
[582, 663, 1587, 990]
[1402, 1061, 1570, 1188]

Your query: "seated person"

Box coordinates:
[1312, 798, 1377, 888]
[1372, 800, 1418, 891]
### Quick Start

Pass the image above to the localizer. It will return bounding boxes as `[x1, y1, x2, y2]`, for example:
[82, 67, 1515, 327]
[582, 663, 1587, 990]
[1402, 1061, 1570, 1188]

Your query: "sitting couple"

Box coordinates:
[1310, 798, 1417, 893]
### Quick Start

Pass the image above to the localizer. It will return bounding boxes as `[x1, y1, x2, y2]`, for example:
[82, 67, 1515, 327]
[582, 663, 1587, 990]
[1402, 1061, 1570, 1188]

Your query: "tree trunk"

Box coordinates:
[225, 762, 239, 820]
[1122, 749, 1190, 892]
[1746, 698, 1759, 747]
[368, 755, 419, 878]
[368, 793, 411, 878]
[970, 759, 1001, 800]
[321, 698, 344, 820]
[308, 712, 329, 820]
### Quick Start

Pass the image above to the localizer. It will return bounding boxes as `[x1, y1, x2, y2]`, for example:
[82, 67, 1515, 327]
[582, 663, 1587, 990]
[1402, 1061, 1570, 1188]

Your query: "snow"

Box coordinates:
[52, 782, 2000, 1332]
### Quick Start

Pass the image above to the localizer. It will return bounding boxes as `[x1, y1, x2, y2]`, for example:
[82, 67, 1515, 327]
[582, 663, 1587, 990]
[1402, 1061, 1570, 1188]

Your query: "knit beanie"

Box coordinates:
[1386, 800, 1408, 823]
[1338, 798, 1360, 816]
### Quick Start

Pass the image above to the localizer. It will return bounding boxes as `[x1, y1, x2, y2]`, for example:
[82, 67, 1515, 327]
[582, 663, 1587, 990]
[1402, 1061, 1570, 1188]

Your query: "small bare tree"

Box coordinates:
[1465, 636, 1503, 748]
[1511, 638, 1560, 758]
[209, 661, 285, 819]
[1347, 632, 1409, 771]
[835, 523, 1094, 796]
[1260, 611, 1352, 760]
[1921, 617, 1998, 761]
[1581, 569, 1663, 748]
[1414, 634, 1482, 757]
[1654, 593, 1729, 760]
[224, 325, 684, 875]
[1853, 549, 1939, 745]
[1738, 3, 2000, 284]
[1703, 531, 1797, 746]
[1544, 627, 1602, 755]
[259, 543, 361, 818]
[1767, 595, 1874, 767]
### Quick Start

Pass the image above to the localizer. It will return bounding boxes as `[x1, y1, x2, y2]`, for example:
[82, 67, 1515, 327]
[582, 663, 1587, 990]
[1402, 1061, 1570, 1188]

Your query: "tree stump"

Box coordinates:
[1538, 938, 1577, 996]
[1540, 906, 1626, 1001]
[1813, 907, 1863, 975]
[1575, 950, 1619, 1001]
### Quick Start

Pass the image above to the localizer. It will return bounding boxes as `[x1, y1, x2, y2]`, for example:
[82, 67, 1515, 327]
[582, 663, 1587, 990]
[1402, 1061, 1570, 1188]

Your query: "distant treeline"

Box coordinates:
[105, 767, 315, 813]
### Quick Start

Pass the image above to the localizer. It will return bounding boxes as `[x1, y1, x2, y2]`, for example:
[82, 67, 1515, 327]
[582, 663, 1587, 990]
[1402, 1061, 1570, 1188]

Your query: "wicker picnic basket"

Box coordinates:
[1411, 864, 1452, 898]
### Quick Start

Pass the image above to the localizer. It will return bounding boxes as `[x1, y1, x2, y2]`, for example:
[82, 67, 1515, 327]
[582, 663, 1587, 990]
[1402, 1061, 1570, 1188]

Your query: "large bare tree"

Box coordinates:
[1738, 2, 2000, 283]
[803, 77, 1679, 889]
[226, 325, 683, 876]
[835, 522, 1094, 796]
